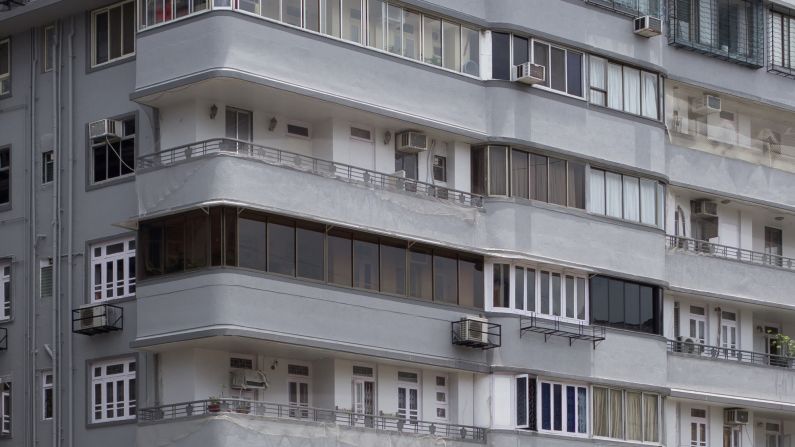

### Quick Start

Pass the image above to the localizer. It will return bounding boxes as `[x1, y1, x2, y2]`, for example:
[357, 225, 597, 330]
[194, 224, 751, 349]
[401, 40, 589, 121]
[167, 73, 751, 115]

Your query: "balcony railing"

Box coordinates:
[137, 138, 483, 209]
[520, 314, 606, 349]
[667, 0, 764, 67]
[585, 0, 661, 17]
[667, 235, 795, 270]
[667, 339, 795, 368]
[139, 398, 487, 443]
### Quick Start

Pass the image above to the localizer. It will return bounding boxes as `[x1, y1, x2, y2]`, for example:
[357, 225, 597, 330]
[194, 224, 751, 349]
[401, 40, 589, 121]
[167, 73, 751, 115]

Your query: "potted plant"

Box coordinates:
[207, 397, 221, 413]
[768, 330, 795, 367]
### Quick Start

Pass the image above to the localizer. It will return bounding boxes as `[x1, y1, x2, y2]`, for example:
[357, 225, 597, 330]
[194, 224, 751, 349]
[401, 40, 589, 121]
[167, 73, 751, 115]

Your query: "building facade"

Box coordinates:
[1, 0, 795, 446]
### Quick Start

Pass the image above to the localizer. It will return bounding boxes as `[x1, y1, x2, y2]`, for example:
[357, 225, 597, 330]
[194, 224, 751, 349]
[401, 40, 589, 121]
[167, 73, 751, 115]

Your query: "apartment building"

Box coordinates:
[1, 0, 794, 446]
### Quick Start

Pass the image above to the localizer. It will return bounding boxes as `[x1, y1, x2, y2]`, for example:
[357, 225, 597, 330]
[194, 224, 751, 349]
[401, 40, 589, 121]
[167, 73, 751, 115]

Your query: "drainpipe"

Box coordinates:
[28, 26, 38, 447]
[52, 19, 62, 447]
[66, 17, 76, 447]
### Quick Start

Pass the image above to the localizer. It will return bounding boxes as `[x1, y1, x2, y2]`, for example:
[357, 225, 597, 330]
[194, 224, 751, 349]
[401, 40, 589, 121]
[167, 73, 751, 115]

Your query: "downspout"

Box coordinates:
[28, 26, 38, 447]
[66, 17, 76, 447]
[52, 20, 61, 447]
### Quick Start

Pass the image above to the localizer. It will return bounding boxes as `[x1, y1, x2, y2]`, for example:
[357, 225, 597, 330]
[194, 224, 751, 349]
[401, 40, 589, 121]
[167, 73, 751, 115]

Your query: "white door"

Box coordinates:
[288, 380, 310, 418]
[687, 305, 707, 353]
[720, 310, 738, 358]
[689, 408, 707, 447]
[397, 371, 420, 423]
[352, 378, 375, 427]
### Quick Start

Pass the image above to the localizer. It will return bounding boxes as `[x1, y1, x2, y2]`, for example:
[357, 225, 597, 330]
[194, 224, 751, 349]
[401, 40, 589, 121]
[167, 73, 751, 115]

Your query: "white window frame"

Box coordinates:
[537, 378, 588, 437]
[43, 25, 55, 73]
[287, 362, 312, 418]
[90, 237, 136, 303]
[719, 308, 738, 354]
[0, 262, 9, 321]
[687, 406, 708, 447]
[530, 38, 585, 100]
[90, 358, 136, 423]
[592, 386, 661, 444]
[42, 372, 53, 420]
[40, 259, 53, 299]
[432, 374, 449, 422]
[0, 38, 9, 96]
[587, 166, 665, 229]
[0, 380, 9, 436]
[588, 56, 659, 120]
[90, 0, 136, 68]
[486, 261, 589, 324]
[396, 369, 421, 422]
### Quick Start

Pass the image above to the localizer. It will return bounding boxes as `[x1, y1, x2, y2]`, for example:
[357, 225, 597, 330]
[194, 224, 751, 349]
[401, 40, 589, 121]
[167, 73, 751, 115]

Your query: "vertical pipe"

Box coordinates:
[28, 26, 39, 447]
[66, 16, 75, 447]
[51, 19, 61, 447]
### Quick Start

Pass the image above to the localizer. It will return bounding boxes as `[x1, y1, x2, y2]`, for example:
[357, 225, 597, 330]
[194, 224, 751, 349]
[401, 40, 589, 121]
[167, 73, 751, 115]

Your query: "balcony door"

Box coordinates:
[352, 365, 375, 427]
[765, 227, 783, 267]
[397, 371, 420, 423]
[685, 305, 707, 353]
[720, 310, 738, 358]
[287, 364, 311, 419]
[689, 407, 708, 447]
[225, 107, 252, 152]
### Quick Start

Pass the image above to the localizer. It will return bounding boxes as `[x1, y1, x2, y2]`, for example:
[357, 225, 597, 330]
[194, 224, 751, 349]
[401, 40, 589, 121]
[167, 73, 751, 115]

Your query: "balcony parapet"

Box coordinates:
[667, 235, 795, 271]
[137, 138, 483, 209]
[139, 398, 487, 443]
[667, 339, 794, 369]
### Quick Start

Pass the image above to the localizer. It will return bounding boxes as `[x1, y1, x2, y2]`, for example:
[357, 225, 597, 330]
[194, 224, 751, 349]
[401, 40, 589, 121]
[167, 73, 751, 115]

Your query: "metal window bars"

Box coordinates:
[0, 327, 6, 350]
[138, 398, 487, 443]
[667, 0, 765, 67]
[769, 6, 795, 78]
[667, 339, 794, 368]
[519, 314, 606, 349]
[71, 303, 124, 336]
[667, 235, 795, 270]
[137, 138, 484, 209]
[585, 0, 662, 18]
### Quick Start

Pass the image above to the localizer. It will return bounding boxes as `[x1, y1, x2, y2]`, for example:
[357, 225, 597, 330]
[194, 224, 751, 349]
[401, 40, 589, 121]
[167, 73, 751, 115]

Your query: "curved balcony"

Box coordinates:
[667, 235, 795, 271]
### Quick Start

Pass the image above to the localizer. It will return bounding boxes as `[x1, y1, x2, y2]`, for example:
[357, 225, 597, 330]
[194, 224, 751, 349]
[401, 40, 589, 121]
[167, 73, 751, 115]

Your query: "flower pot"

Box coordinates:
[208, 403, 221, 413]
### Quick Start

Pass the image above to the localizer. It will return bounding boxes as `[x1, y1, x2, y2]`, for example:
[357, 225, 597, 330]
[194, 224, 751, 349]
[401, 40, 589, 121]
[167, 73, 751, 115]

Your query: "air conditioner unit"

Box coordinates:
[725, 408, 750, 425]
[514, 62, 546, 85]
[691, 199, 718, 218]
[458, 316, 489, 345]
[77, 305, 120, 331]
[396, 131, 428, 153]
[230, 370, 269, 390]
[633, 16, 662, 37]
[89, 119, 122, 140]
[691, 95, 722, 115]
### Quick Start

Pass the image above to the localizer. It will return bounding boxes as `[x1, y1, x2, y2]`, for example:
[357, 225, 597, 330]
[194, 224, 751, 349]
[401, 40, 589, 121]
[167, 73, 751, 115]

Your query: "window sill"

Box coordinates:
[87, 54, 136, 74]
[85, 296, 136, 306]
[86, 417, 137, 429]
[85, 174, 135, 192]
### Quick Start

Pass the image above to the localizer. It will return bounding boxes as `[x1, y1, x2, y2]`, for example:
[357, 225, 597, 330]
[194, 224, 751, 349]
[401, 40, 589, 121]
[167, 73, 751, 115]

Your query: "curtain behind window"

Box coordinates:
[640, 179, 657, 225]
[623, 176, 640, 222]
[643, 394, 659, 442]
[593, 387, 609, 437]
[605, 172, 622, 218]
[641, 72, 658, 119]
[626, 392, 643, 441]
[610, 390, 623, 438]
[607, 63, 623, 110]
[488, 146, 508, 196]
[588, 169, 605, 214]
[623, 67, 641, 115]
[590, 57, 607, 106]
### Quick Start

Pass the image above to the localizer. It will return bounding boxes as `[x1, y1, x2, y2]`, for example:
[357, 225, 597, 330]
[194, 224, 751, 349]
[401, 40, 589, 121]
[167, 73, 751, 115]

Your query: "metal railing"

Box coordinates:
[585, 0, 661, 17]
[139, 398, 486, 443]
[520, 314, 606, 349]
[137, 138, 483, 209]
[666, 235, 795, 270]
[667, 339, 795, 368]
[451, 319, 502, 349]
[667, 0, 765, 68]
[769, 7, 795, 78]
[71, 303, 124, 336]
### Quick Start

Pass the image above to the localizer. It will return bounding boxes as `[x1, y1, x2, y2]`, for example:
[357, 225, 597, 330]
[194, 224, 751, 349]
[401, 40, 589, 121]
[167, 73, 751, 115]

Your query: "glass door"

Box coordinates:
[686, 305, 707, 354]
[288, 380, 310, 418]
[720, 310, 738, 358]
[765, 227, 783, 267]
[690, 408, 707, 447]
[352, 378, 375, 428]
[224, 107, 252, 152]
[397, 371, 420, 424]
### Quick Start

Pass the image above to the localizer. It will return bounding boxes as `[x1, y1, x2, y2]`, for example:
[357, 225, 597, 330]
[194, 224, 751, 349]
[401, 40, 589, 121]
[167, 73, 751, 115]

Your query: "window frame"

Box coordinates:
[587, 166, 665, 229]
[1, 380, 10, 436]
[530, 38, 585, 100]
[0, 146, 10, 207]
[90, 0, 137, 68]
[42, 151, 54, 185]
[588, 56, 660, 120]
[0, 261, 9, 321]
[88, 114, 137, 186]
[537, 377, 588, 437]
[89, 236, 136, 303]
[89, 357, 137, 424]
[770, 9, 795, 73]
[591, 386, 661, 444]
[0, 38, 9, 97]
[432, 155, 447, 183]
[42, 372, 53, 421]
[43, 25, 56, 73]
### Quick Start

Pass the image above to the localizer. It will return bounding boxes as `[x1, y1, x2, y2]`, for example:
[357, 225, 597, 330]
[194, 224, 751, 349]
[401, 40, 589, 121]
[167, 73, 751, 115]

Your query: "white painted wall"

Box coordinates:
[491, 374, 513, 429]
[473, 374, 491, 428]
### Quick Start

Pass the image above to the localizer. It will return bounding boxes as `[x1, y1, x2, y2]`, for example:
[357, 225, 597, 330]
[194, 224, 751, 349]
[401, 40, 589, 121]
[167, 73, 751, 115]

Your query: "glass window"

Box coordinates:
[164, 218, 185, 274]
[515, 267, 525, 310]
[492, 264, 510, 308]
[90, 238, 137, 303]
[353, 236, 379, 290]
[511, 150, 529, 199]
[296, 223, 325, 281]
[442, 21, 460, 71]
[567, 161, 585, 209]
[323, 0, 341, 37]
[624, 282, 640, 329]
[540, 271, 550, 314]
[458, 257, 483, 308]
[622, 175, 640, 222]
[591, 275, 659, 334]
[260, 0, 280, 19]
[533, 41, 549, 87]
[1, 261, 11, 320]
[640, 179, 657, 225]
[0, 148, 9, 205]
[591, 276, 608, 325]
[341, 0, 362, 43]
[491, 32, 511, 80]
[238, 212, 268, 271]
[566, 51, 583, 97]
[367, 0, 384, 48]
[593, 387, 660, 443]
[42, 151, 54, 184]
[90, 358, 136, 423]
[608, 278, 624, 325]
[539, 380, 587, 435]
[622, 66, 641, 116]
[283, 0, 303, 26]
[526, 269, 535, 312]
[42, 372, 53, 420]
[305, 0, 321, 31]
[589, 56, 607, 106]
[432, 155, 447, 182]
[423, 16, 442, 66]
[91, 116, 135, 184]
[268, 218, 296, 276]
[513, 35, 529, 66]
[380, 239, 406, 295]
[461, 26, 479, 76]
[550, 46, 566, 92]
[433, 252, 458, 304]
[386, 3, 401, 54]
[0, 39, 9, 96]
[588, 168, 605, 215]
[327, 230, 352, 286]
[402, 10, 420, 60]
[530, 154, 548, 202]
[395, 151, 418, 180]
[488, 146, 508, 196]
[551, 273, 561, 316]
[605, 171, 623, 218]
[408, 245, 432, 300]
[91, 1, 135, 67]
[548, 157, 567, 206]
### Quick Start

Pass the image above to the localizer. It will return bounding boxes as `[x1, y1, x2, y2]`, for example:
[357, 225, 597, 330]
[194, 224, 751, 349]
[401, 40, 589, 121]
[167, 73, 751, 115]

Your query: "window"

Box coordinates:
[43, 26, 56, 73]
[0, 39, 9, 96]
[539, 379, 587, 435]
[533, 40, 583, 97]
[139, 207, 485, 307]
[225, 107, 252, 143]
[771, 9, 795, 75]
[40, 260, 53, 299]
[472, 146, 586, 210]
[433, 375, 448, 421]
[395, 151, 418, 180]
[1, 381, 9, 435]
[515, 374, 535, 429]
[91, 0, 135, 67]
[42, 372, 53, 420]
[91, 358, 136, 423]
[590, 275, 660, 334]
[140, 0, 210, 28]
[0, 262, 9, 321]
[42, 151, 54, 184]
[589, 57, 658, 119]
[90, 116, 135, 184]
[350, 126, 372, 141]
[91, 238, 136, 302]
[287, 363, 311, 418]
[593, 387, 660, 443]
[688, 407, 708, 447]
[286, 123, 310, 138]
[432, 155, 447, 182]
[0, 147, 9, 205]
[588, 168, 665, 228]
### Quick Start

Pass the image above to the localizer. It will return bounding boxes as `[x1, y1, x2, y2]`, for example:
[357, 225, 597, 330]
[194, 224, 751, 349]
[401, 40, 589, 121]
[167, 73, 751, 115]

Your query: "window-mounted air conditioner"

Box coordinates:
[396, 131, 428, 153]
[514, 62, 546, 85]
[458, 316, 489, 345]
[725, 408, 750, 425]
[676, 336, 704, 354]
[77, 305, 120, 332]
[691, 95, 722, 115]
[633, 16, 662, 37]
[691, 199, 718, 218]
[89, 119, 122, 140]
[230, 369, 269, 390]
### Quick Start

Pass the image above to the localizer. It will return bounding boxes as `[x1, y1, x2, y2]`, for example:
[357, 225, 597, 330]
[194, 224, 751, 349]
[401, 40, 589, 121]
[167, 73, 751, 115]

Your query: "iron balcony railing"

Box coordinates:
[585, 0, 661, 17]
[138, 398, 487, 443]
[137, 138, 483, 209]
[667, 0, 765, 68]
[667, 339, 795, 368]
[667, 235, 795, 270]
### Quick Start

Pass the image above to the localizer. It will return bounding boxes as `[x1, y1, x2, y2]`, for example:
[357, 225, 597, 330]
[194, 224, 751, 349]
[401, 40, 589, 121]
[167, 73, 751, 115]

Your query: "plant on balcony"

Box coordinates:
[768, 331, 795, 367]
[207, 397, 221, 413]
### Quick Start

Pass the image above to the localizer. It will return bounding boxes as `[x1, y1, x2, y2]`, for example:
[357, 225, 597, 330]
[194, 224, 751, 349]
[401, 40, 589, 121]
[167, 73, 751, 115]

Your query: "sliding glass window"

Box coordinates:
[590, 275, 660, 334]
[588, 167, 665, 228]
[589, 57, 659, 120]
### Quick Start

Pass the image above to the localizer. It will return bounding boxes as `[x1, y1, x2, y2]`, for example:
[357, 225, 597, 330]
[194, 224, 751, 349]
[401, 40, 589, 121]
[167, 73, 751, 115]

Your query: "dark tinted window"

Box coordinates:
[268, 218, 295, 276]
[238, 212, 267, 271]
[408, 246, 433, 300]
[434, 251, 458, 304]
[513, 35, 529, 66]
[591, 275, 660, 334]
[296, 223, 325, 281]
[491, 32, 511, 80]
[353, 237, 379, 290]
[380, 240, 406, 295]
[567, 161, 585, 209]
[566, 51, 583, 96]
[530, 154, 548, 202]
[511, 150, 529, 199]
[548, 157, 567, 206]
[458, 257, 483, 308]
[328, 230, 352, 287]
